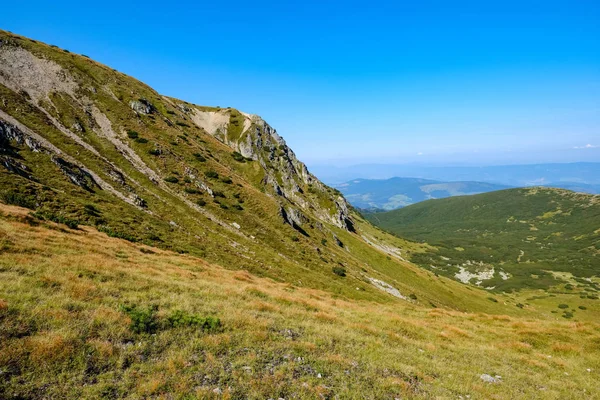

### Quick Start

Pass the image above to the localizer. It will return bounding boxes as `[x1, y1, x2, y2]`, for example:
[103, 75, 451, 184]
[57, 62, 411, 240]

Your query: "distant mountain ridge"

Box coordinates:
[336, 177, 511, 210]
[313, 162, 600, 187]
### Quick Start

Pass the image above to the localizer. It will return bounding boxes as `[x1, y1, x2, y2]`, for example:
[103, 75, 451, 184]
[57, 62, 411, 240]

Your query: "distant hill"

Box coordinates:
[313, 162, 600, 186]
[336, 177, 510, 210]
[366, 188, 600, 293]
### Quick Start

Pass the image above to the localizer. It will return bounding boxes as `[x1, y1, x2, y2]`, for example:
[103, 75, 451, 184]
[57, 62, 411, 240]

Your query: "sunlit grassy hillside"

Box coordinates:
[367, 188, 600, 296]
[1, 204, 599, 399]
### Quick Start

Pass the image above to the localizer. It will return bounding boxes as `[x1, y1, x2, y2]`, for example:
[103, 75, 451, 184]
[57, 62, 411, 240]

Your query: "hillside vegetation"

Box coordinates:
[336, 177, 510, 210]
[2, 204, 600, 399]
[367, 188, 600, 297]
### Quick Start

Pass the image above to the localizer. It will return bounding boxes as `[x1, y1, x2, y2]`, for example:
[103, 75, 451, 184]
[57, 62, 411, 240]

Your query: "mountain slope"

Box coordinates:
[367, 188, 600, 294]
[0, 30, 502, 312]
[2, 203, 599, 398]
[336, 177, 510, 210]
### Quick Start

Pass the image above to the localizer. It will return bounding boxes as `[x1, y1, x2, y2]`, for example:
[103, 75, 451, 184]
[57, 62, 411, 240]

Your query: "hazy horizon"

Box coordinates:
[4, 1, 599, 166]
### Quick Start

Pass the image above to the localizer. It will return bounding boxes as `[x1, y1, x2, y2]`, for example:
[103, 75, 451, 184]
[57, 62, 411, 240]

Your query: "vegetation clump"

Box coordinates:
[167, 310, 221, 332]
[1, 191, 36, 209]
[120, 304, 159, 334]
[332, 266, 346, 277]
[31, 211, 79, 229]
[193, 153, 206, 162]
[126, 130, 139, 139]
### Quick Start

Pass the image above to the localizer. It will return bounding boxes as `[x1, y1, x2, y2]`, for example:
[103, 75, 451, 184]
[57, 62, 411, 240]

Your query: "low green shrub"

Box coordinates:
[0, 191, 36, 209]
[332, 266, 346, 277]
[164, 176, 179, 184]
[167, 310, 221, 332]
[32, 211, 79, 229]
[231, 151, 245, 162]
[558, 304, 569, 309]
[193, 153, 206, 162]
[205, 170, 219, 179]
[120, 304, 158, 334]
[126, 130, 139, 139]
[98, 226, 137, 242]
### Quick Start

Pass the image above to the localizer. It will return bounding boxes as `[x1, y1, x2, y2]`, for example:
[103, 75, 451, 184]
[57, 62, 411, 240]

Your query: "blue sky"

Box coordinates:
[3, 1, 600, 166]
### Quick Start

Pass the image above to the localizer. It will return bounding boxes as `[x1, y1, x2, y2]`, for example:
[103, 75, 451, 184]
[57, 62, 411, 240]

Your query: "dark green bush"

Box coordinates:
[32, 211, 79, 229]
[213, 191, 225, 198]
[184, 187, 200, 194]
[1, 191, 36, 209]
[579, 305, 587, 310]
[126, 130, 139, 139]
[98, 226, 137, 242]
[221, 177, 233, 184]
[558, 304, 569, 309]
[149, 149, 161, 156]
[120, 304, 158, 334]
[232, 204, 243, 210]
[487, 297, 498, 303]
[135, 137, 148, 144]
[84, 204, 101, 216]
[332, 266, 346, 277]
[231, 151, 245, 162]
[205, 170, 219, 179]
[291, 236, 300, 242]
[164, 176, 179, 184]
[321, 239, 328, 246]
[197, 199, 206, 206]
[167, 310, 221, 333]
[409, 293, 418, 300]
[193, 153, 206, 162]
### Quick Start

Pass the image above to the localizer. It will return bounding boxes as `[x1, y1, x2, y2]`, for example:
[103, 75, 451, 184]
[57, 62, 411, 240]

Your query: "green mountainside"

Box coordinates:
[367, 188, 600, 294]
[336, 177, 510, 210]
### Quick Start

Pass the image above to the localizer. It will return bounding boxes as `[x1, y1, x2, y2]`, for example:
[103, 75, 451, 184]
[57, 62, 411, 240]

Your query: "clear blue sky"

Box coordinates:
[4, 1, 600, 167]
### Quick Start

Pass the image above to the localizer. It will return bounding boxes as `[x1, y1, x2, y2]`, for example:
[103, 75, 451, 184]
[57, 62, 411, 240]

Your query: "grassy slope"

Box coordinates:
[1, 204, 599, 399]
[366, 188, 600, 298]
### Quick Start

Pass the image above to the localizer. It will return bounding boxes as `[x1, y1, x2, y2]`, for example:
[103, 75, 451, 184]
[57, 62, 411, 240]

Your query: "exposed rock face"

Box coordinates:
[51, 156, 100, 192]
[0, 119, 43, 152]
[129, 99, 155, 115]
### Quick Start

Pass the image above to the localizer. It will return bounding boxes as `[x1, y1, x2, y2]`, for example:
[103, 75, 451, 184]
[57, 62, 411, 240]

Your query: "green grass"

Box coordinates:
[366, 188, 600, 294]
[1, 205, 599, 399]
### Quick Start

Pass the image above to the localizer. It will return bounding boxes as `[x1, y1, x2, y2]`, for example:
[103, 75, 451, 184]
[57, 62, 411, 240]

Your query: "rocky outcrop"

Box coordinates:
[129, 99, 156, 115]
[51, 156, 100, 192]
[191, 109, 356, 232]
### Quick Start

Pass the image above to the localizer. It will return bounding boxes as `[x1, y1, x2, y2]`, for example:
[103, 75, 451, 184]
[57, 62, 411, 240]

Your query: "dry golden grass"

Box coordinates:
[1, 204, 599, 399]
